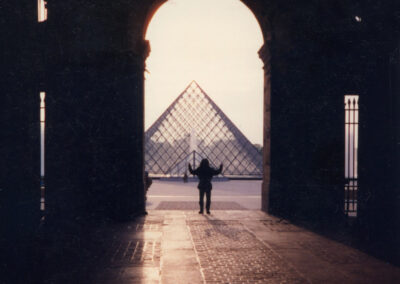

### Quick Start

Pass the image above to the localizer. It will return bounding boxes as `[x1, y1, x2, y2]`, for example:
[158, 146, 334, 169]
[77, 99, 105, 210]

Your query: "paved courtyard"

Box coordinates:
[147, 180, 262, 210]
[36, 210, 400, 284]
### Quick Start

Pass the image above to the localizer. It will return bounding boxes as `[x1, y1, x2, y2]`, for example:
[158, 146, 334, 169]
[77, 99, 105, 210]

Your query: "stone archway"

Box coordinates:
[38, 0, 345, 223]
[139, 0, 273, 212]
[4, 0, 400, 267]
[30, 0, 276, 222]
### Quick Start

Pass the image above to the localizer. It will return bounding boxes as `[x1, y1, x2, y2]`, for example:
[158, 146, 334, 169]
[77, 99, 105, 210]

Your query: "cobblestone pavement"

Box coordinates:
[36, 210, 400, 284]
[188, 219, 307, 283]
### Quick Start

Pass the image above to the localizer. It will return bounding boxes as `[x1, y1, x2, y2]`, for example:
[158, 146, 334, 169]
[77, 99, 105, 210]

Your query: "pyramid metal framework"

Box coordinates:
[145, 81, 262, 177]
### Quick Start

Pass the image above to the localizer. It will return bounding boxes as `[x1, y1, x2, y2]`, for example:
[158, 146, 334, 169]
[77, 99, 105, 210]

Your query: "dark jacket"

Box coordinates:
[189, 163, 222, 191]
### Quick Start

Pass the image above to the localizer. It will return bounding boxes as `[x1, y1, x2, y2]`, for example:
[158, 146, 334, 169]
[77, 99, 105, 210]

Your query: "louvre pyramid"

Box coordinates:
[145, 81, 262, 177]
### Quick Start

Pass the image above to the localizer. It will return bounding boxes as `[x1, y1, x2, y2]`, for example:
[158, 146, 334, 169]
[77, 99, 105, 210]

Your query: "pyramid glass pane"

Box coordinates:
[145, 81, 262, 177]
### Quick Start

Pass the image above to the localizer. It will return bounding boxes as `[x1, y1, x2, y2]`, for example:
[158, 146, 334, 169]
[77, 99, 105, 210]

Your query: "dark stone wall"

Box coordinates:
[268, 1, 349, 224]
[43, 1, 151, 222]
[267, 0, 400, 262]
[45, 53, 146, 221]
[345, 0, 400, 264]
[0, 1, 42, 281]
[394, 46, 400, 265]
[358, 39, 400, 263]
[1, 0, 399, 271]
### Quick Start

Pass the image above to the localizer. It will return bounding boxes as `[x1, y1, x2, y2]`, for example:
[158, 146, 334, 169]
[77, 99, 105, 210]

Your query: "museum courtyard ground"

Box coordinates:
[25, 180, 400, 283]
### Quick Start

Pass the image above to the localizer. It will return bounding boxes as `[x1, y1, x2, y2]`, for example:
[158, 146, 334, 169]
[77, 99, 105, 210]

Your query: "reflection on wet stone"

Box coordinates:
[110, 240, 161, 266]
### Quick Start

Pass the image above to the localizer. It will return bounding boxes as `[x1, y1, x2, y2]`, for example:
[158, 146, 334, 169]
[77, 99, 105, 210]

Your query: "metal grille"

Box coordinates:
[145, 81, 262, 177]
[344, 95, 359, 217]
[40, 92, 46, 212]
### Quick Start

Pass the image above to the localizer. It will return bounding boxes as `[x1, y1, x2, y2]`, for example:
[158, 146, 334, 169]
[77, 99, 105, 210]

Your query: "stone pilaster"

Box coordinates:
[258, 43, 271, 212]
[45, 45, 149, 222]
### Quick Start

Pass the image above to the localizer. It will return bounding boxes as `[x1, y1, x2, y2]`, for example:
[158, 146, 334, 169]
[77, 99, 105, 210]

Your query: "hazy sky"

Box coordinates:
[145, 0, 264, 144]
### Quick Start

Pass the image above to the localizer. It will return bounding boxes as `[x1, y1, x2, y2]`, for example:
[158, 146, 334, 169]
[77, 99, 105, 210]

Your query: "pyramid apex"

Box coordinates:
[183, 80, 202, 94]
[189, 80, 199, 87]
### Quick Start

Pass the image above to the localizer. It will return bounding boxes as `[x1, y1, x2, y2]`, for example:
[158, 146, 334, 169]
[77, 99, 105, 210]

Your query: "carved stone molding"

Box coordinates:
[258, 43, 271, 74]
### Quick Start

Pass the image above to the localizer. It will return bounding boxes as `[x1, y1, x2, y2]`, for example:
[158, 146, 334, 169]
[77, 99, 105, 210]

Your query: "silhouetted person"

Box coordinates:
[144, 171, 152, 201]
[143, 171, 152, 215]
[189, 159, 223, 214]
[183, 172, 188, 183]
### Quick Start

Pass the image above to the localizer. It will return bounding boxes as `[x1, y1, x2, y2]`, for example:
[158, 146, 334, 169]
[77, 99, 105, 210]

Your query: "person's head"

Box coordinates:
[199, 159, 209, 168]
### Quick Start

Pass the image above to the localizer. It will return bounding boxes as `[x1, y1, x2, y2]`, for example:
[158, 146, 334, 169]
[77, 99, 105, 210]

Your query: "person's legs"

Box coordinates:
[199, 190, 205, 213]
[206, 190, 211, 214]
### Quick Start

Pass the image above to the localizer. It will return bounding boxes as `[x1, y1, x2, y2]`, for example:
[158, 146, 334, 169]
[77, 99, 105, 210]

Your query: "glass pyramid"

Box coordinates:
[145, 81, 262, 177]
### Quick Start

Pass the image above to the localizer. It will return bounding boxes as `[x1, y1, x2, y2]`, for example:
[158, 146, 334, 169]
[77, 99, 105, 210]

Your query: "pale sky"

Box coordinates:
[145, 0, 264, 144]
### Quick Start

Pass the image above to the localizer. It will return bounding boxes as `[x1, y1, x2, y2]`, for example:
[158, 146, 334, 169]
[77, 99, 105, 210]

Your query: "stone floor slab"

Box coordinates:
[33, 210, 400, 284]
[156, 201, 247, 210]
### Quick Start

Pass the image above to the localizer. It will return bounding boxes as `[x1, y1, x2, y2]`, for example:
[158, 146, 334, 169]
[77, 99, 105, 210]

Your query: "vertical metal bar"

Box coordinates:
[344, 99, 347, 215]
[356, 97, 359, 214]
[355, 97, 359, 215]
[352, 98, 356, 212]
[40, 92, 46, 212]
[193, 150, 196, 170]
[347, 98, 351, 214]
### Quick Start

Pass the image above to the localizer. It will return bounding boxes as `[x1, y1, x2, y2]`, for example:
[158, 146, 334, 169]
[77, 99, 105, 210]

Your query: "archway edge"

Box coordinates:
[139, 0, 272, 212]
[141, 0, 272, 42]
[142, 0, 168, 40]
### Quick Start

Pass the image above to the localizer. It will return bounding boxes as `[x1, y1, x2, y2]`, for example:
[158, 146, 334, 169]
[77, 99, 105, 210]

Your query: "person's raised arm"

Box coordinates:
[214, 164, 223, 175]
[188, 163, 194, 175]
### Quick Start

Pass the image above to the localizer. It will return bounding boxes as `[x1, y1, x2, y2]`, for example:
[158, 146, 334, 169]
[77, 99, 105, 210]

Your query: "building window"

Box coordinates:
[344, 95, 359, 217]
[40, 92, 46, 211]
[37, 0, 47, 22]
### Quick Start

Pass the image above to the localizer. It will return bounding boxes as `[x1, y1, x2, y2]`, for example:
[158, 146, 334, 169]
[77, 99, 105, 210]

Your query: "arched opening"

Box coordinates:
[143, 0, 267, 211]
